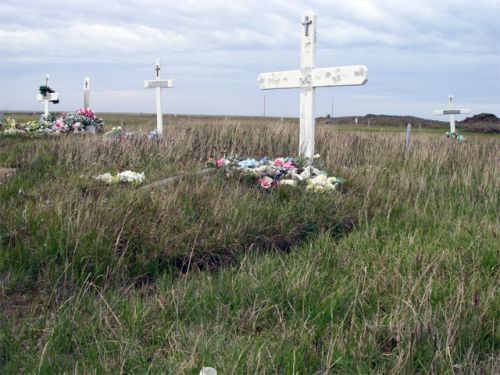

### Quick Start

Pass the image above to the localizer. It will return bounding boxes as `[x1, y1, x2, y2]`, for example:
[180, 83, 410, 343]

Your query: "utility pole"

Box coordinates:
[331, 98, 334, 124]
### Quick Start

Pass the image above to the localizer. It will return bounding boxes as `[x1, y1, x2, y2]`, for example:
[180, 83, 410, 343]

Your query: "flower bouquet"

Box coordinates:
[1, 108, 104, 135]
[94, 171, 145, 185]
[445, 132, 465, 142]
[103, 126, 124, 140]
[210, 156, 344, 192]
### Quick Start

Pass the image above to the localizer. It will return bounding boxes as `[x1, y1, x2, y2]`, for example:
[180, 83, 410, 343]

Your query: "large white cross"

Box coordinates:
[83, 77, 90, 108]
[433, 95, 471, 135]
[36, 74, 59, 118]
[144, 58, 173, 135]
[258, 11, 368, 158]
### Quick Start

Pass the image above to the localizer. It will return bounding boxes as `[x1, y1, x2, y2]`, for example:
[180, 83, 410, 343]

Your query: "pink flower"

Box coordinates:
[274, 158, 295, 170]
[76, 107, 95, 119]
[216, 158, 229, 168]
[53, 118, 64, 130]
[259, 176, 274, 189]
[274, 158, 284, 167]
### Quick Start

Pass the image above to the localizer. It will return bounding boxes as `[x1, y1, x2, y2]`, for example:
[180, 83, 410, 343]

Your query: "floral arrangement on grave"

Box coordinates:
[210, 155, 344, 192]
[103, 126, 124, 139]
[54, 107, 104, 133]
[94, 171, 145, 185]
[39, 85, 59, 103]
[445, 131, 465, 142]
[0, 108, 104, 135]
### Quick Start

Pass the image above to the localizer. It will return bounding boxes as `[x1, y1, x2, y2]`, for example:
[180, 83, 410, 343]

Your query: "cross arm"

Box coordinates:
[258, 70, 301, 89]
[434, 109, 471, 115]
[145, 79, 173, 89]
[311, 65, 368, 87]
[37, 93, 59, 101]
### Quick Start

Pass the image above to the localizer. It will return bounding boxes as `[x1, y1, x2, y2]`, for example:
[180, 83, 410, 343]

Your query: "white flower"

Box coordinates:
[280, 179, 298, 187]
[95, 173, 115, 184]
[117, 171, 145, 183]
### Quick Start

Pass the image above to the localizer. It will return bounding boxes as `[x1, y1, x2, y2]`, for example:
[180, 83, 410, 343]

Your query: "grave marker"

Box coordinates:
[433, 95, 471, 135]
[144, 58, 173, 135]
[258, 11, 368, 158]
[405, 123, 412, 152]
[36, 74, 59, 118]
[83, 77, 90, 108]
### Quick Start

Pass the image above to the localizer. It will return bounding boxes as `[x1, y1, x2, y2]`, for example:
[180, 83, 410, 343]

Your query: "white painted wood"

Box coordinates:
[257, 11, 368, 158]
[311, 66, 368, 87]
[144, 58, 174, 135]
[36, 74, 59, 118]
[37, 93, 59, 102]
[258, 70, 301, 90]
[83, 77, 90, 108]
[406, 123, 412, 151]
[144, 79, 173, 89]
[433, 95, 471, 135]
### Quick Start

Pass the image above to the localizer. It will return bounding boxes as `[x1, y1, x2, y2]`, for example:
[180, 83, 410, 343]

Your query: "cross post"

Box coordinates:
[433, 95, 471, 135]
[144, 58, 174, 135]
[258, 11, 368, 158]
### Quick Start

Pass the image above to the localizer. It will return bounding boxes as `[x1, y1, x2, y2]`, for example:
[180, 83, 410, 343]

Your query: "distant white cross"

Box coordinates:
[36, 74, 59, 118]
[144, 58, 173, 135]
[258, 11, 368, 158]
[83, 77, 90, 108]
[433, 95, 471, 135]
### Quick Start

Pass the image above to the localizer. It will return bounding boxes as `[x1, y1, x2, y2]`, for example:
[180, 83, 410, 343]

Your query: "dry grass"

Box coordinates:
[0, 120, 498, 374]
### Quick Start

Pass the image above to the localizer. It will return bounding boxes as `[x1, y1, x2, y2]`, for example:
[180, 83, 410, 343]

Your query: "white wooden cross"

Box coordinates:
[36, 74, 59, 118]
[83, 77, 90, 108]
[433, 95, 471, 135]
[144, 58, 173, 135]
[258, 11, 368, 158]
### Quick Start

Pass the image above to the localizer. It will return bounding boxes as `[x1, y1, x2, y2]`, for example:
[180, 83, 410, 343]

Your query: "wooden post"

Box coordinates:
[405, 123, 412, 152]
[83, 77, 90, 108]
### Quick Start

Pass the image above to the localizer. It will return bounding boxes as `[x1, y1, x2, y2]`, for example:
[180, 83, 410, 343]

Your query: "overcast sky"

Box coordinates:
[0, 0, 499, 119]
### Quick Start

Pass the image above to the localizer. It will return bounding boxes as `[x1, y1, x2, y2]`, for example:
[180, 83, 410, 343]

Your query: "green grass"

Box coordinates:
[0, 121, 499, 374]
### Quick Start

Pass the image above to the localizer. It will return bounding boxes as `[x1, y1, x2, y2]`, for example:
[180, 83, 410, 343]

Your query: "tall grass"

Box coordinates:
[0, 122, 498, 374]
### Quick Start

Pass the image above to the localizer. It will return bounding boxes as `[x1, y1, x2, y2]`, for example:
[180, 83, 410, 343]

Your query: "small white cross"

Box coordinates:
[433, 95, 471, 135]
[258, 11, 368, 158]
[144, 58, 174, 135]
[36, 74, 59, 118]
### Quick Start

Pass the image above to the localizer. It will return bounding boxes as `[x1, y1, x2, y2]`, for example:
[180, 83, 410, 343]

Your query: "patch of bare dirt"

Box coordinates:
[0, 167, 16, 184]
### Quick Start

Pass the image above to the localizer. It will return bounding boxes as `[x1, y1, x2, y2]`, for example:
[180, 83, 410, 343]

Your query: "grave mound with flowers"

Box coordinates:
[0, 108, 104, 135]
[211, 156, 344, 192]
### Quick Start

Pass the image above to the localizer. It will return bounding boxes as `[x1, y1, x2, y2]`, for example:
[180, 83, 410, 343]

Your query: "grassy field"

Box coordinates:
[0, 117, 499, 374]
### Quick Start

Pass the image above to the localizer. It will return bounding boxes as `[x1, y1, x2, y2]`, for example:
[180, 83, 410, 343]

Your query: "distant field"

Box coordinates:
[0, 118, 499, 373]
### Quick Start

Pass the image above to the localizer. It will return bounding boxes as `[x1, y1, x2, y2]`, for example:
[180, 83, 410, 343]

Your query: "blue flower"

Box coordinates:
[259, 157, 270, 165]
[238, 159, 258, 169]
